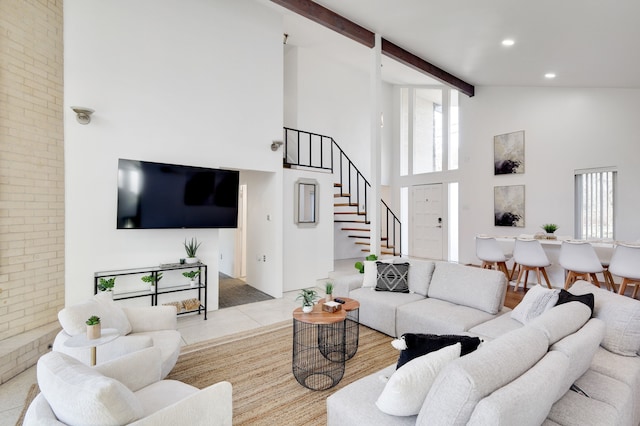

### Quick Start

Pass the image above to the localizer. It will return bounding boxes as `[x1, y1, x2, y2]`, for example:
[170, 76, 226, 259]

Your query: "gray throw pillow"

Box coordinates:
[375, 262, 410, 293]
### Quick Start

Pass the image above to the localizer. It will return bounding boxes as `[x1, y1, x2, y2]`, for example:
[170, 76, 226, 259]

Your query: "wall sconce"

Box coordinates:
[271, 140, 283, 151]
[70, 106, 94, 125]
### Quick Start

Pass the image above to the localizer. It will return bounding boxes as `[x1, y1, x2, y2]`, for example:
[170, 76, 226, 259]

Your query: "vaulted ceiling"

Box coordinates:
[266, 0, 640, 91]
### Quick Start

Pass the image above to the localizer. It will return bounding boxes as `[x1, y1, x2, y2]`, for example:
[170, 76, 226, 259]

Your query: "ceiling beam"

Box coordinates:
[381, 39, 475, 97]
[270, 0, 375, 47]
[271, 0, 475, 97]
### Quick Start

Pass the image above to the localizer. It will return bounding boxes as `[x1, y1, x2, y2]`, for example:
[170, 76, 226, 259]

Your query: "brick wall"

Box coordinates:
[0, 0, 64, 342]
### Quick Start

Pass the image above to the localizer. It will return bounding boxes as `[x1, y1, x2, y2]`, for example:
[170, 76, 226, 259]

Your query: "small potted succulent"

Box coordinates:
[541, 223, 559, 239]
[141, 272, 163, 291]
[182, 270, 200, 287]
[86, 315, 101, 340]
[325, 281, 334, 302]
[98, 277, 116, 293]
[184, 237, 202, 263]
[297, 288, 319, 313]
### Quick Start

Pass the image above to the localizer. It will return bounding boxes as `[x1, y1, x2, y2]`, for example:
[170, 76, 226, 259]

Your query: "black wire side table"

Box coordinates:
[292, 305, 347, 390]
[341, 298, 360, 360]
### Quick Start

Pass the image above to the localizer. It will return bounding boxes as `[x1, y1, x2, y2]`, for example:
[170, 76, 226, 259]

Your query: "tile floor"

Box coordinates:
[0, 290, 303, 426]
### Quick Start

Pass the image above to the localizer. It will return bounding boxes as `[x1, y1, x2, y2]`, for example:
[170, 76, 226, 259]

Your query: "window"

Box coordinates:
[575, 168, 616, 239]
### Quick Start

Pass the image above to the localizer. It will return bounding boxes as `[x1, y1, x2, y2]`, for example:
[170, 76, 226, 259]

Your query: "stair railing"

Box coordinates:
[283, 127, 401, 256]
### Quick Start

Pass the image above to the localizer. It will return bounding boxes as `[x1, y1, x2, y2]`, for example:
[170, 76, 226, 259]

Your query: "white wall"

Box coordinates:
[64, 0, 284, 306]
[283, 169, 334, 291]
[458, 86, 640, 265]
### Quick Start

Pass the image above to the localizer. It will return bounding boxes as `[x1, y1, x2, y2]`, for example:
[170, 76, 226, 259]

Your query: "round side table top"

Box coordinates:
[64, 328, 120, 348]
[293, 303, 347, 325]
[336, 297, 359, 311]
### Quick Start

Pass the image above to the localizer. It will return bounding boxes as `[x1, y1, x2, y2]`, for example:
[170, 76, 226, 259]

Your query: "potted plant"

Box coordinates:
[98, 277, 115, 293]
[86, 315, 101, 339]
[297, 288, 318, 313]
[355, 254, 378, 274]
[541, 223, 559, 239]
[182, 270, 200, 287]
[141, 272, 163, 291]
[184, 237, 202, 263]
[325, 281, 334, 302]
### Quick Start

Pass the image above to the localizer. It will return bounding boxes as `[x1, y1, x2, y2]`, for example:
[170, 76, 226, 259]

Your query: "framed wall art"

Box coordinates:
[494, 185, 525, 227]
[494, 130, 524, 175]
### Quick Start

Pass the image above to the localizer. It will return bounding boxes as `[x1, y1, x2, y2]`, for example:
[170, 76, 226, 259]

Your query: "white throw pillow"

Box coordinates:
[376, 343, 461, 416]
[37, 351, 143, 425]
[93, 292, 132, 335]
[511, 285, 560, 324]
[57, 294, 132, 337]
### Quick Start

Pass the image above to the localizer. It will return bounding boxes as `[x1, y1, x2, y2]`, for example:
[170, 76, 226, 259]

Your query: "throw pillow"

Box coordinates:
[555, 289, 594, 316]
[375, 262, 410, 293]
[510, 284, 560, 324]
[394, 333, 482, 369]
[376, 343, 461, 416]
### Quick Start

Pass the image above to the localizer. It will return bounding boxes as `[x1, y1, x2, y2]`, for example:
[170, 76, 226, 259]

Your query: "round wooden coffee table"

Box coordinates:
[292, 304, 347, 390]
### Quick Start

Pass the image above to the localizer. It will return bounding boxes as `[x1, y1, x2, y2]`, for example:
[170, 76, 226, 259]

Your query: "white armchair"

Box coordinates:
[52, 292, 182, 378]
[24, 347, 232, 426]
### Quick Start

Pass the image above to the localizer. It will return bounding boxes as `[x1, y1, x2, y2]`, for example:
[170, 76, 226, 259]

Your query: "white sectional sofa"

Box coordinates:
[333, 259, 509, 338]
[328, 259, 640, 426]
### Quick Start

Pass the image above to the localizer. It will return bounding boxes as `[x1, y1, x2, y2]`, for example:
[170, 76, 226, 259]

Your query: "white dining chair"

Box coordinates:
[512, 238, 552, 290]
[610, 243, 640, 298]
[475, 236, 514, 281]
[558, 241, 606, 290]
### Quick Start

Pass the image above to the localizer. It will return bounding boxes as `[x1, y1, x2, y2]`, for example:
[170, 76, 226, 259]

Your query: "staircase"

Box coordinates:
[283, 127, 401, 256]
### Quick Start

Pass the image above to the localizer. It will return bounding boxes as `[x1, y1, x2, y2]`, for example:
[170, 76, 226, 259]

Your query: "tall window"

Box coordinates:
[575, 168, 616, 239]
[400, 87, 458, 175]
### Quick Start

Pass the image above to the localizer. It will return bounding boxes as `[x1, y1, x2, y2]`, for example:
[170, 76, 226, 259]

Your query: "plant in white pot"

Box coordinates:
[297, 288, 318, 313]
[184, 237, 202, 263]
[325, 281, 334, 302]
[86, 315, 101, 340]
[141, 272, 163, 291]
[182, 270, 200, 287]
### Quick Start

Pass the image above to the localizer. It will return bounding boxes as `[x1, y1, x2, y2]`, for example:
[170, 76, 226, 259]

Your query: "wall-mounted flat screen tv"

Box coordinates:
[117, 159, 239, 229]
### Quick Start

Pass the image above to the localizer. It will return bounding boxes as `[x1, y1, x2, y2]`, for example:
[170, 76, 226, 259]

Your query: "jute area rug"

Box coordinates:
[167, 321, 397, 425]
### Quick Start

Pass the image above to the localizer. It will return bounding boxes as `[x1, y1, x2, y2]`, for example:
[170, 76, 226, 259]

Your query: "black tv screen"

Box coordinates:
[117, 159, 239, 229]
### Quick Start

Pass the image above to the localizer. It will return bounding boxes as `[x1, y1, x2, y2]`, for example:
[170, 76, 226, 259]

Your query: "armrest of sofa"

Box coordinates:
[122, 305, 178, 332]
[129, 381, 233, 426]
[333, 273, 364, 297]
[94, 347, 162, 392]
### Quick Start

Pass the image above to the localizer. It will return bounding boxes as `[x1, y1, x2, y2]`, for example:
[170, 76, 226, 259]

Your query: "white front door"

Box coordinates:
[410, 184, 444, 260]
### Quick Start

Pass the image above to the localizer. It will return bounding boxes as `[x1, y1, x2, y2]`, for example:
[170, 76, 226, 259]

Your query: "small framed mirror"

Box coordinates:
[295, 178, 319, 227]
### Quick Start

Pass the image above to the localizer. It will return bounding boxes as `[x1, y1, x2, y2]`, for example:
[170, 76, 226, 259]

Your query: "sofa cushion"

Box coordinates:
[58, 293, 132, 336]
[37, 351, 143, 425]
[528, 301, 592, 345]
[547, 389, 619, 426]
[327, 364, 416, 426]
[376, 343, 461, 416]
[467, 310, 520, 341]
[569, 280, 640, 356]
[467, 351, 569, 426]
[549, 318, 606, 397]
[572, 369, 634, 426]
[396, 298, 498, 337]
[406, 260, 435, 297]
[417, 326, 549, 425]
[395, 334, 481, 369]
[351, 287, 424, 337]
[510, 285, 559, 324]
[556, 289, 594, 315]
[134, 379, 199, 418]
[428, 262, 506, 314]
[375, 262, 410, 293]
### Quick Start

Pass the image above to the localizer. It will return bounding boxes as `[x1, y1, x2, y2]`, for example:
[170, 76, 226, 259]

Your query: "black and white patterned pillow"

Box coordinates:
[375, 262, 410, 293]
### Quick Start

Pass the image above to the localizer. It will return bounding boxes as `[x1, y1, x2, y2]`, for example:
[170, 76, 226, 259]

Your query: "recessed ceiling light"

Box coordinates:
[544, 73, 556, 79]
[501, 39, 515, 46]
